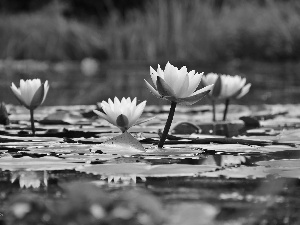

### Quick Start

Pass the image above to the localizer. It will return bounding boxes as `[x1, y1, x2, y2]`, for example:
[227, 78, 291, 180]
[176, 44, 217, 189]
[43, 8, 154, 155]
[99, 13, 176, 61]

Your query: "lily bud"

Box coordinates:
[11, 79, 49, 110]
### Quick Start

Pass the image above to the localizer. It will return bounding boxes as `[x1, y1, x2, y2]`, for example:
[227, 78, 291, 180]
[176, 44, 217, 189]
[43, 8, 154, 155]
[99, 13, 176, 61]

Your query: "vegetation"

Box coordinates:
[1, 0, 300, 62]
[0, 3, 106, 61]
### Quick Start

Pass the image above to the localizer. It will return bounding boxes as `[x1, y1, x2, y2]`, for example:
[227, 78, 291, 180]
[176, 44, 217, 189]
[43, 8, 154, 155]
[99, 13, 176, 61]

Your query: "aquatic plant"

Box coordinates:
[202, 73, 251, 121]
[145, 62, 213, 148]
[11, 79, 49, 135]
[93, 97, 146, 133]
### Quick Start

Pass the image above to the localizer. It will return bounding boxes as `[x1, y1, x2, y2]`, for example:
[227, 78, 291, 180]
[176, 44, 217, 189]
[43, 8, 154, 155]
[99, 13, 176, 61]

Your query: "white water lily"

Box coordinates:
[145, 62, 213, 105]
[11, 79, 49, 135]
[202, 73, 251, 99]
[94, 97, 146, 132]
[11, 79, 49, 110]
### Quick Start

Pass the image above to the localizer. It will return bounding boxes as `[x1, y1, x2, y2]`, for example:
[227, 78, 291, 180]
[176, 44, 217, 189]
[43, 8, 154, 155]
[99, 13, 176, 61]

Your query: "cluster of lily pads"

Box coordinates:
[10, 62, 250, 148]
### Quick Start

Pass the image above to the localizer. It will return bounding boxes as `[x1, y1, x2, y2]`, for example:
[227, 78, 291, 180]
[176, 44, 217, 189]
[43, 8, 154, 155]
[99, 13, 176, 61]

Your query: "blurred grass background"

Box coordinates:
[1, 0, 300, 62]
[1, 0, 300, 105]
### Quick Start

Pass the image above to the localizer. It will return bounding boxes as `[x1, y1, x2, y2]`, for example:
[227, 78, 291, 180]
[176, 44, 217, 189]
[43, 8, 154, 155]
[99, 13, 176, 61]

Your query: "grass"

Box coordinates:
[0, 4, 106, 61]
[1, 0, 300, 62]
[103, 0, 300, 62]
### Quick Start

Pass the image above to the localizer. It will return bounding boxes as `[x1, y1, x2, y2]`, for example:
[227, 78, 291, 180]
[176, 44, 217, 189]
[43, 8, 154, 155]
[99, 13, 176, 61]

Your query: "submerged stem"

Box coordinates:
[212, 99, 216, 122]
[30, 109, 35, 136]
[158, 101, 177, 148]
[223, 99, 230, 121]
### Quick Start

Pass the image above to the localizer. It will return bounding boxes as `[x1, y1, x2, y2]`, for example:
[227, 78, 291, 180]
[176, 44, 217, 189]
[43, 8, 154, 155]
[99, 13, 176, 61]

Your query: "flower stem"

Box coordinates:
[30, 109, 35, 136]
[212, 99, 216, 122]
[158, 101, 177, 148]
[223, 99, 230, 121]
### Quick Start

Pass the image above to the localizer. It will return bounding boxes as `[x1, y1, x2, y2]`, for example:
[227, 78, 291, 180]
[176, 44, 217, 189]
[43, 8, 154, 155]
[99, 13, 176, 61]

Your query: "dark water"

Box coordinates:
[1, 60, 300, 106]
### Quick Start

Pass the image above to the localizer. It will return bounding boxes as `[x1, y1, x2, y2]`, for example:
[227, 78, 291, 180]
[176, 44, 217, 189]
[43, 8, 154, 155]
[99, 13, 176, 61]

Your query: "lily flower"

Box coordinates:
[145, 62, 213, 105]
[11, 79, 49, 110]
[202, 73, 251, 121]
[202, 73, 251, 100]
[94, 97, 146, 132]
[145, 62, 213, 148]
[10, 79, 49, 135]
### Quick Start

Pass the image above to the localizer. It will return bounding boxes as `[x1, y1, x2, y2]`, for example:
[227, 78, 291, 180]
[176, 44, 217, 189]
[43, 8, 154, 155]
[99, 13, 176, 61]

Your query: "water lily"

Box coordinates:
[202, 73, 251, 121]
[11, 79, 49, 135]
[145, 62, 213, 148]
[145, 62, 213, 105]
[93, 97, 146, 132]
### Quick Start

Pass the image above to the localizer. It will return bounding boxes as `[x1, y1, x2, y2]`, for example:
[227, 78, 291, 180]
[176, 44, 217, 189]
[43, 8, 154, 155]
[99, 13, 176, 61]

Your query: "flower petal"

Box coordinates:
[173, 66, 188, 94]
[144, 80, 161, 98]
[11, 83, 27, 107]
[210, 75, 222, 98]
[42, 80, 49, 103]
[163, 62, 178, 88]
[175, 88, 211, 105]
[130, 100, 146, 127]
[30, 84, 44, 110]
[156, 76, 176, 97]
[176, 74, 190, 98]
[150, 66, 158, 88]
[93, 109, 116, 126]
[185, 72, 203, 97]
[236, 83, 251, 99]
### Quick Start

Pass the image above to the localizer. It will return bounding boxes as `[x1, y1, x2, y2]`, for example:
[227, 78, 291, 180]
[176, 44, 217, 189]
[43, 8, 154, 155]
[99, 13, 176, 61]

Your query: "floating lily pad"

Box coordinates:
[200, 166, 270, 179]
[76, 163, 218, 178]
[96, 131, 145, 153]
[0, 156, 83, 171]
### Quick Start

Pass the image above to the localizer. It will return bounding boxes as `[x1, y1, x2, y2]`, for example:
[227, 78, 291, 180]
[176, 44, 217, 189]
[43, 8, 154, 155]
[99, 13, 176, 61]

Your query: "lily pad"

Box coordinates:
[76, 163, 218, 178]
[96, 131, 145, 153]
[0, 156, 83, 171]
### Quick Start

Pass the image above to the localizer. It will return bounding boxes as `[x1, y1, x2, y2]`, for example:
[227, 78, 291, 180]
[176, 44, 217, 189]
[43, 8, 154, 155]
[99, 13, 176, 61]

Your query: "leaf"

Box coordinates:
[200, 166, 270, 179]
[98, 131, 145, 153]
[76, 163, 218, 178]
[0, 156, 83, 171]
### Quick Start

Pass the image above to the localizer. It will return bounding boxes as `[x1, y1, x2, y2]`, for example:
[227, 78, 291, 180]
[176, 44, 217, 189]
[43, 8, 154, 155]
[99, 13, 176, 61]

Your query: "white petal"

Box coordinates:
[144, 80, 161, 98]
[164, 62, 178, 88]
[42, 80, 49, 103]
[176, 74, 190, 98]
[190, 84, 214, 96]
[150, 66, 158, 88]
[173, 66, 188, 95]
[236, 83, 251, 99]
[185, 72, 203, 97]
[129, 101, 146, 127]
[93, 110, 116, 126]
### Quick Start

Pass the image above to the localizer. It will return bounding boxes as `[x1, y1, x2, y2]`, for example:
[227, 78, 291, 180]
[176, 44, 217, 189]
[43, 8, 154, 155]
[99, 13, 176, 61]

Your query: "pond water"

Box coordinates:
[1, 60, 300, 106]
[0, 104, 300, 224]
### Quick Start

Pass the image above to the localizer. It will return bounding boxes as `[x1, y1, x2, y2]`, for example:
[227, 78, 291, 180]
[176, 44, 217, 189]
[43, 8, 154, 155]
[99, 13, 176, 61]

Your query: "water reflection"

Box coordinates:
[10, 171, 48, 189]
[175, 155, 249, 167]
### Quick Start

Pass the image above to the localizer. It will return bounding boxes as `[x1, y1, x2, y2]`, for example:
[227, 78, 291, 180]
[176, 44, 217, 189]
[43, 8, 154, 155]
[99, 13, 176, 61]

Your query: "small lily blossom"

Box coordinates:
[145, 62, 213, 105]
[11, 79, 49, 110]
[202, 73, 251, 99]
[94, 97, 146, 132]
